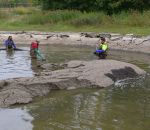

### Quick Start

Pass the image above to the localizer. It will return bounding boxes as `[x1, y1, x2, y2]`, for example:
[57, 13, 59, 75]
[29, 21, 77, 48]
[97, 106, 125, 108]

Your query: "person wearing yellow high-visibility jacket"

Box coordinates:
[94, 37, 108, 59]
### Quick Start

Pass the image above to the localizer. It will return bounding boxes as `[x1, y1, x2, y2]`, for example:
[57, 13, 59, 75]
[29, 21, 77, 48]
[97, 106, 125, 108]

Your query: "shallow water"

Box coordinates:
[0, 108, 33, 130]
[0, 44, 150, 130]
[0, 46, 33, 79]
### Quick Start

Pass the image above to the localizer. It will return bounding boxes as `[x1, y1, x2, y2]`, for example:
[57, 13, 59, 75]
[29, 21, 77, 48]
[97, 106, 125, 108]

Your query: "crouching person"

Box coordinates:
[94, 37, 108, 59]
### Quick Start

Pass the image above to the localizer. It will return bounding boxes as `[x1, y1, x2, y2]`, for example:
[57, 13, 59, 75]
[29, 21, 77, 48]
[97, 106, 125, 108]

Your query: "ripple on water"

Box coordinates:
[0, 45, 150, 130]
[0, 47, 33, 80]
[0, 108, 33, 130]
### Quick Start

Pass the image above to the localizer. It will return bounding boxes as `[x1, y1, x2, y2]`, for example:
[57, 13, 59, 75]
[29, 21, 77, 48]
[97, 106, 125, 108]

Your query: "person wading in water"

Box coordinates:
[30, 40, 45, 60]
[4, 36, 17, 50]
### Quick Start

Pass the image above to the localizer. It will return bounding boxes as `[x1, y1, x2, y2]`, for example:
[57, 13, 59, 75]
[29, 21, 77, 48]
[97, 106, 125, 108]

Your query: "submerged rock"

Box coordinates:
[0, 60, 146, 107]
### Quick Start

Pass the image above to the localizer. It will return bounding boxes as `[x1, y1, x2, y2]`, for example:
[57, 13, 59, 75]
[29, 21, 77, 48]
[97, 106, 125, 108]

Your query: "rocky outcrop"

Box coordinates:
[0, 60, 146, 107]
[0, 31, 149, 54]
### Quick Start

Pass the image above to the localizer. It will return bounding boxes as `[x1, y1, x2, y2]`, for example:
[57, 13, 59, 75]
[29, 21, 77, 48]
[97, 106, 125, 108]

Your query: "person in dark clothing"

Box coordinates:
[4, 36, 17, 50]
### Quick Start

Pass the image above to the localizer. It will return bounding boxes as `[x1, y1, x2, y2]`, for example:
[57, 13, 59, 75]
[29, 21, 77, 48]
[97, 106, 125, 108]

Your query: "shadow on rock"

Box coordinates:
[105, 67, 139, 82]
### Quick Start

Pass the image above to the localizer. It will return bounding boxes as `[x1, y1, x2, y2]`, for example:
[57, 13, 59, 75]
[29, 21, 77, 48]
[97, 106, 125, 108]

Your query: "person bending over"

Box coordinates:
[30, 40, 45, 60]
[94, 37, 108, 59]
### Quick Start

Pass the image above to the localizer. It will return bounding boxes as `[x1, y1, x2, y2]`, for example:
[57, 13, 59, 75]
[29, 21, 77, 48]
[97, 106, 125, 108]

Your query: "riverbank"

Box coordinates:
[0, 31, 150, 54]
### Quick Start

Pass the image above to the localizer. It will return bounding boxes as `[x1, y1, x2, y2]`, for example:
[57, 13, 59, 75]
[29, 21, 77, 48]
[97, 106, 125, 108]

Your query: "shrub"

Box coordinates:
[23, 10, 79, 25]
[13, 7, 38, 15]
[70, 12, 106, 26]
[0, 10, 8, 19]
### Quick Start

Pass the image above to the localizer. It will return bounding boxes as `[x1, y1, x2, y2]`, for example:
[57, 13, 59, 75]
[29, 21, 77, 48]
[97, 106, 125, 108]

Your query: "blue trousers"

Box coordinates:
[95, 49, 105, 53]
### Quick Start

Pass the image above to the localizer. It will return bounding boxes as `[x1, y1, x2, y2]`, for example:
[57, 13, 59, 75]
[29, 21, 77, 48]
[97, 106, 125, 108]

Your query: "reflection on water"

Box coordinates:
[27, 75, 150, 130]
[41, 44, 95, 63]
[0, 44, 150, 130]
[108, 50, 150, 72]
[0, 47, 33, 80]
[30, 45, 150, 130]
[0, 108, 33, 130]
[0, 44, 149, 80]
[6, 49, 15, 58]
[40, 44, 150, 71]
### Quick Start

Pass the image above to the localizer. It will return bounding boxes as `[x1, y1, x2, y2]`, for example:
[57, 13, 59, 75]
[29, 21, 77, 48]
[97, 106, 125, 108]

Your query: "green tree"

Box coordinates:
[35, 0, 150, 14]
[97, 0, 150, 14]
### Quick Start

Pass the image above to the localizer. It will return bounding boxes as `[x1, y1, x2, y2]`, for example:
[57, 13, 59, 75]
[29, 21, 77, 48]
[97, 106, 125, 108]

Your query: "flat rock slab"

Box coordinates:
[0, 60, 146, 107]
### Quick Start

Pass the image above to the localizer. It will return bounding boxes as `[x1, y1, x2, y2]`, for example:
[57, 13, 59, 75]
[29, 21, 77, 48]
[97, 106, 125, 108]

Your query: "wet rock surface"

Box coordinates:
[0, 60, 146, 107]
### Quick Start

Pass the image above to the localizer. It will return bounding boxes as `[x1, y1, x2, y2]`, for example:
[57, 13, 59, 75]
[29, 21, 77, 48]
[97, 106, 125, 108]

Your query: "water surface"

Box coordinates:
[0, 108, 33, 130]
[0, 44, 149, 130]
[0, 46, 33, 79]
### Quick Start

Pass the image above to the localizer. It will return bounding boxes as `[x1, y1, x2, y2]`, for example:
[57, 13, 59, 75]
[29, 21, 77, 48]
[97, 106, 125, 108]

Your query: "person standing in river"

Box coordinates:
[30, 40, 45, 60]
[4, 36, 17, 50]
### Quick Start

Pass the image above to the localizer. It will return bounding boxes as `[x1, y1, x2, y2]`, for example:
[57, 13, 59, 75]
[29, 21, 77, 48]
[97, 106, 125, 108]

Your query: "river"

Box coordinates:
[0, 44, 149, 130]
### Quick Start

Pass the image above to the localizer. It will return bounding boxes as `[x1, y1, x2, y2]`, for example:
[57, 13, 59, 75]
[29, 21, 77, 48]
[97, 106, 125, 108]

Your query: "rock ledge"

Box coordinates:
[0, 60, 146, 107]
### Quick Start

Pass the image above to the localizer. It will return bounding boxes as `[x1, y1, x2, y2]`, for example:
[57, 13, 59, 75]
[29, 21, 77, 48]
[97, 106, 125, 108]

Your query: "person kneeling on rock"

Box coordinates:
[30, 40, 45, 60]
[94, 37, 108, 59]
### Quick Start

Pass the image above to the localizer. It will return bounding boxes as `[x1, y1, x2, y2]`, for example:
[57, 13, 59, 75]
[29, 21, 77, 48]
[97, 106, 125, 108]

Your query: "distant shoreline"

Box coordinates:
[0, 31, 150, 54]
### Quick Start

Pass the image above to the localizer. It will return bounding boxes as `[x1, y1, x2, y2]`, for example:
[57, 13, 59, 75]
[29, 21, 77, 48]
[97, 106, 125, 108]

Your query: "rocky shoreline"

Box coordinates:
[0, 31, 150, 54]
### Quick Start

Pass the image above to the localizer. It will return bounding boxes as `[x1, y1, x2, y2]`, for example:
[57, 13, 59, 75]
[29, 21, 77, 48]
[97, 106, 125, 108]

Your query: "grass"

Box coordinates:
[0, 7, 150, 35]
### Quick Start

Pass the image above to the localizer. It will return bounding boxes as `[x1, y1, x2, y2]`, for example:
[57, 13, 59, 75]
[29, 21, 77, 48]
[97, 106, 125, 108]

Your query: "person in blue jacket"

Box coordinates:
[4, 36, 17, 50]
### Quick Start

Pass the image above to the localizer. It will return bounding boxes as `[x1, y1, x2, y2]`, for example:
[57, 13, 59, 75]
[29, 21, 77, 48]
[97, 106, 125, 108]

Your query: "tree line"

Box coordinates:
[0, 0, 36, 7]
[0, 0, 149, 15]
[36, 0, 150, 15]
[0, 0, 33, 4]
